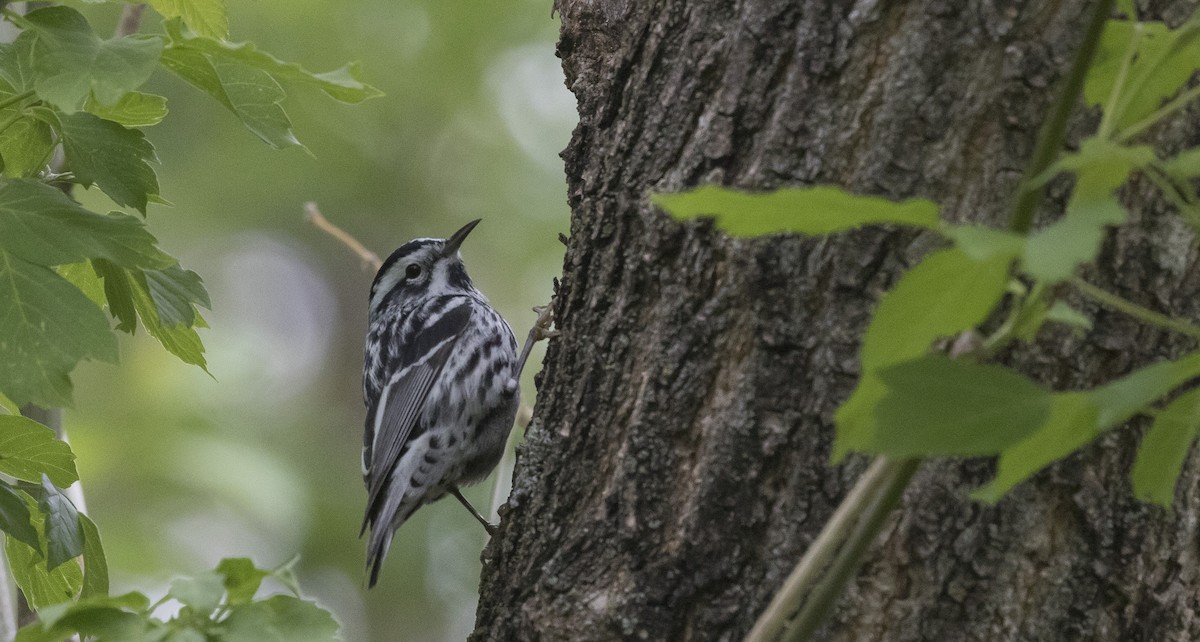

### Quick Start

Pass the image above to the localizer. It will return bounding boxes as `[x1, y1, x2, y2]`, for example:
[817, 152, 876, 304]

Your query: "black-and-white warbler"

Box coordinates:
[360, 219, 520, 587]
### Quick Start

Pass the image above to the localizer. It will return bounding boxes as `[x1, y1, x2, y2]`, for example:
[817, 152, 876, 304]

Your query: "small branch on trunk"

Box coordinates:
[304, 202, 382, 272]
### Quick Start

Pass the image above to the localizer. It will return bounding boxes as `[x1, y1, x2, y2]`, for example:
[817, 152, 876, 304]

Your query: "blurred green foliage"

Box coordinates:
[62, 1, 571, 640]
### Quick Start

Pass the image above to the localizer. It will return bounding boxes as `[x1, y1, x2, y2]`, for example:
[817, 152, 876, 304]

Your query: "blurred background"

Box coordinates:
[63, 1, 574, 640]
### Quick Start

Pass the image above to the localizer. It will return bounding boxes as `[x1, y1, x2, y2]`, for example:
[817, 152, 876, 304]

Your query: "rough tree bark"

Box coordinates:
[474, 1, 1200, 640]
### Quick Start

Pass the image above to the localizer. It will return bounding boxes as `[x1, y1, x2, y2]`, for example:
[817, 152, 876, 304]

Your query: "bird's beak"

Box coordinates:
[441, 219, 481, 258]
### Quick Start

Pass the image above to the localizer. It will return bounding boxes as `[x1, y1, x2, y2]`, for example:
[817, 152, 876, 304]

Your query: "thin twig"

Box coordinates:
[304, 202, 382, 272]
[1071, 276, 1200, 340]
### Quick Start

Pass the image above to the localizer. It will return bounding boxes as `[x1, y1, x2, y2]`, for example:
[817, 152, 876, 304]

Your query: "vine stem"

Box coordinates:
[1071, 277, 1200, 339]
[745, 458, 919, 642]
[744, 2, 1115, 640]
[1008, 0, 1115, 234]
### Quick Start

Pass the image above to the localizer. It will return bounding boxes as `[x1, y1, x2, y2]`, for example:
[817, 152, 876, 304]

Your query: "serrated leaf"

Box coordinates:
[1132, 388, 1200, 508]
[833, 248, 1012, 459]
[24, 6, 163, 111]
[159, 47, 299, 149]
[169, 571, 223, 616]
[0, 34, 38, 95]
[0, 482, 40, 550]
[130, 270, 208, 371]
[977, 351, 1200, 500]
[84, 91, 168, 128]
[219, 596, 339, 642]
[6, 486, 82, 610]
[0, 112, 54, 178]
[37, 476, 82, 571]
[144, 265, 210, 326]
[1024, 160, 1131, 283]
[52, 111, 160, 213]
[0, 251, 117, 407]
[0, 416, 78, 487]
[217, 558, 268, 606]
[654, 185, 940, 236]
[79, 513, 108, 599]
[56, 262, 105, 309]
[0, 179, 173, 268]
[92, 260, 138, 333]
[148, 0, 229, 40]
[163, 19, 381, 103]
[873, 355, 1051, 456]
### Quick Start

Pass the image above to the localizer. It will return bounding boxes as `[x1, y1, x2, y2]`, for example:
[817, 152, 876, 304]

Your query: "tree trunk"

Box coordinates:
[474, 1, 1200, 640]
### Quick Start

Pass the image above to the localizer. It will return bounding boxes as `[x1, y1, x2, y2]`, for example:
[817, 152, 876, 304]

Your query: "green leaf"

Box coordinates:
[0, 482, 40, 550]
[833, 248, 1012, 459]
[130, 270, 209, 370]
[1024, 166, 1130, 283]
[6, 488, 82, 610]
[941, 225, 1025, 261]
[144, 265, 210, 326]
[37, 476, 82, 572]
[1085, 20, 1190, 126]
[654, 185, 940, 236]
[24, 6, 163, 111]
[1035, 137, 1154, 189]
[79, 513, 108, 599]
[873, 355, 1052, 456]
[52, 111, 160, 213]
[163, 19, 381, 103]
[16, 597, 157, 642]
[0, 179, 173, 268]
[978, 351, 1200, 500]
[1131, 388, 1200, 508]
[219, 596, 339, 642]
[0, 112, 54, 178]
[84, 91, 169, 128]
[159, 46, 299, 149]
[217, 558, 268, 606]
[0, 33, 39, 94]
[169, 571, 224, 616]
[55, 262, 106, 309]
[974, 392, 1100, 502]
[147, 0, 229, 40]
[0, 416, 79, 487]
[0, 251, 117, 407]
[92, 260, 138, 333]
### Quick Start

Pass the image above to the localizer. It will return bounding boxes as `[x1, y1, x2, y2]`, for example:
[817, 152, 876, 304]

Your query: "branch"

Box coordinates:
[113, 3, 145, 38]
[304, 202, 382, 272]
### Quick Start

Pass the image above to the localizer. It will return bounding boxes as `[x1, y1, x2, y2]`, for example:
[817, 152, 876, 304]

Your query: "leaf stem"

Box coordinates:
[1071, 276, 1200, 339]
[1008, 0, 1115, 234]
[744, 458, 919, 642]
[1119, 83, 1200, 143]
[1098, 23, 1144, 139]
[0, 90, 35, 113]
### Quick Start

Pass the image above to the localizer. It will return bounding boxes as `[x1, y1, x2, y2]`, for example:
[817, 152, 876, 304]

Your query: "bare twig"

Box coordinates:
[304, 202, 382, 272]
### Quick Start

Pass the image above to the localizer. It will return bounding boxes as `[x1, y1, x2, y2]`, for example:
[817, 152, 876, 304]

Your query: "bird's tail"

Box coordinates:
[363, 492, 422, 588]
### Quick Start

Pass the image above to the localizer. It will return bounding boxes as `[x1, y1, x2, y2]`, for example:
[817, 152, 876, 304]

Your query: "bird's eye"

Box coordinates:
[405, 264, 422, 280]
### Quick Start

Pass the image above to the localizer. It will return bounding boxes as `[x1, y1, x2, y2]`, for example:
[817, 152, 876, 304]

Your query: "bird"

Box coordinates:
[360, 218, 520, 587]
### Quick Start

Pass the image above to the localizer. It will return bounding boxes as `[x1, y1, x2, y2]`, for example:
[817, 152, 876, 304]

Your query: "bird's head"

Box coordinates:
[369, 219, 481, 315]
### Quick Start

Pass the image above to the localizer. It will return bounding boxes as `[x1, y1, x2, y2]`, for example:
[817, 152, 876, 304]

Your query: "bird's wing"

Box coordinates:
[361, 300, 473, 535]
